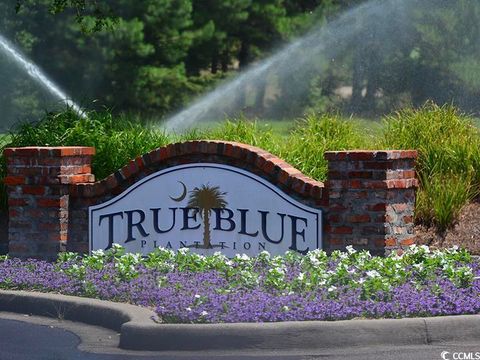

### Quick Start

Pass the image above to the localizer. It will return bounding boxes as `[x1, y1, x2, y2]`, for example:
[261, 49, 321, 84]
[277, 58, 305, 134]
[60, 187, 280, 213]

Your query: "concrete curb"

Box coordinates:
[0, 290, 478, 351]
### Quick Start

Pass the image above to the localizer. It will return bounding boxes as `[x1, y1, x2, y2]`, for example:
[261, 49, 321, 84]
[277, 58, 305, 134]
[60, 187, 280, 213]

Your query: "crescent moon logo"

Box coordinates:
[170, 181, 187, 202]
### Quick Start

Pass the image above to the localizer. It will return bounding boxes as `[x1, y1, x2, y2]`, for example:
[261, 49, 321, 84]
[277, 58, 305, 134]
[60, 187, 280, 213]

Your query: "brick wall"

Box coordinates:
[324, 150, 418, 255]
[4, 147, 95, 260]
[3, 142, 417, 259]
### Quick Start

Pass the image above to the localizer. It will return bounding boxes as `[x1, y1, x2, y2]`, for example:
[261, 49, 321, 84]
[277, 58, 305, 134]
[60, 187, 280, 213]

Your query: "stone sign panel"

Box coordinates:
[89, 163, 322, 256]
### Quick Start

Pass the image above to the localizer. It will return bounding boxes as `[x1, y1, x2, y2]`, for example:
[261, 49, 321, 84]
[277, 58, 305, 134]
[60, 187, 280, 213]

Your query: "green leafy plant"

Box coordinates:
[382, 103, 480, 229]
[282, 113, 371, 181]
[1, 103, 479, 234]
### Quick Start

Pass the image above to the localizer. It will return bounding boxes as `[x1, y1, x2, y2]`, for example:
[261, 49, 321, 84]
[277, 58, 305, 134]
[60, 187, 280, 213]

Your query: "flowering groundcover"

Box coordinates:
[0, 245, 479, 323]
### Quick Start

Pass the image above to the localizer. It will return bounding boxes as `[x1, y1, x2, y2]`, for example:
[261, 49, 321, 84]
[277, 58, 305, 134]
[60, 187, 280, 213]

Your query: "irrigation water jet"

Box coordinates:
[0, 33, 86, 119]
[164, 0, 414, 132]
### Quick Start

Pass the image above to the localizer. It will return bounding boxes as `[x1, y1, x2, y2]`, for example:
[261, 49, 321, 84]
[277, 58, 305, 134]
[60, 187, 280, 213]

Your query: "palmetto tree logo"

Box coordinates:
[187, 184, 227, 248]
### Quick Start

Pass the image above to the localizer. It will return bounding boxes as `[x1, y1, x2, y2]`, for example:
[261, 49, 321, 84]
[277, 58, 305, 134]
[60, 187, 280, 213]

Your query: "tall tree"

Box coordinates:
[186, 0, 250, 75]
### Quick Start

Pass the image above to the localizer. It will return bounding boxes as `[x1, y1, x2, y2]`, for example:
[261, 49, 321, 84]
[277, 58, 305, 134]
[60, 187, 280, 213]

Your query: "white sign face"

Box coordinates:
[89, 163, 322, 257]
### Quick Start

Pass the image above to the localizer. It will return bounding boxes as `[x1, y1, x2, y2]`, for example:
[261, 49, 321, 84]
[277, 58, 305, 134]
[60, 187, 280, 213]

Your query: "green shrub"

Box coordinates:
[205, 119, 282, 154]
[2, 104, 479, 233]
[6, 109, 171, 180]
[382, 103, 480, 229]
[382, 103, 480, 178]
[282, 113, 371, 181]
[416, 172, 478, 232]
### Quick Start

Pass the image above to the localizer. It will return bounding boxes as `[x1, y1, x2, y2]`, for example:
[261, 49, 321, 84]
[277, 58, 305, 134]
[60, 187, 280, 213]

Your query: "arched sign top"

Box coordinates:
[73, 141, 325, 202]
[89, 163, 322, 257]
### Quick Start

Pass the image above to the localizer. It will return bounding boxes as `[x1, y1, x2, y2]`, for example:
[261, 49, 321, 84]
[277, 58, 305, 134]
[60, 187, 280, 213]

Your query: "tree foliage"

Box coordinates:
[15, 0, 117, 33]
[2, 0, 480, 126]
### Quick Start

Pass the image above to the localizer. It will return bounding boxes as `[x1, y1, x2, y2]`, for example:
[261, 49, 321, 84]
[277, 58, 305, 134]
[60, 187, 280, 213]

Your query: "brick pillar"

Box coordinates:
[4, 147, 95, 260]
[324, 150, 418, 255]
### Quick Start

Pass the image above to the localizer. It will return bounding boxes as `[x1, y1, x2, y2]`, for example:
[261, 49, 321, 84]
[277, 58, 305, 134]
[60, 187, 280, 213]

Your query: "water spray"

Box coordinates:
[0, 34, 86, 119]
[164, 0, 410, 132]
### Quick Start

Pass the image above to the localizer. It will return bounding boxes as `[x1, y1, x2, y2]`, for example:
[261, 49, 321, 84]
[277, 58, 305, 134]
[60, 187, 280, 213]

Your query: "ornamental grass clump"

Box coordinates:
[0, 245, 478, 323]
[382, 102, 480, 230]
[2, 104, 479, 231]
[281, 113, 371, 181]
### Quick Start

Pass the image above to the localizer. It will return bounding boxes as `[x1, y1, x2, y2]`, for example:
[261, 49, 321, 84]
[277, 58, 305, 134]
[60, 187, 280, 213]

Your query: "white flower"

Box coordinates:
[309, 258, 320, 266]
[443, 264, 453, 271]
[282, 306, 289, 312]
[358, 278, 366, 284]
[297, 272, 305, 281]
[307, 253, 320, 266]
[413, 263, 424, 271]
[194, 294, 201, 299]
[346, 245, 356, 254]
[366, 270, 380, 278]
[419, 245, 430, 253]
[178, 247, 189, 254]
[200, 311, 208, 316]
[328, 286, 337, 292]
[236, 254, 250, 261]
[186, 307, 192, 312]
[457, 267, 473, 275]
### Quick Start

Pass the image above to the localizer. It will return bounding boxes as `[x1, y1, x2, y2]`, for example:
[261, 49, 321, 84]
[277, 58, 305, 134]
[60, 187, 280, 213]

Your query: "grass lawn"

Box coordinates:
[185, 116, 384, 139]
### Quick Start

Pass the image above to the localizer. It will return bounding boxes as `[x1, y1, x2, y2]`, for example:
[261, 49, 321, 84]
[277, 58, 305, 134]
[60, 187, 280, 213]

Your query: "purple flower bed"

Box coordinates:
[0, 246, 478, 323]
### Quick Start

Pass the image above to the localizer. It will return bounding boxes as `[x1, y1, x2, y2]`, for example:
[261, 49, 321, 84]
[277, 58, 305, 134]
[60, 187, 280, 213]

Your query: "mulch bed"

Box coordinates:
[415, 200, 480, 255]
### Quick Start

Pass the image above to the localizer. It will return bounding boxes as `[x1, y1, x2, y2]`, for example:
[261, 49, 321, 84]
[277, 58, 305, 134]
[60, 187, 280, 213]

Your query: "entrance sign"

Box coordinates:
[4, 144, 418, 260]
[89, 163, 322, 256]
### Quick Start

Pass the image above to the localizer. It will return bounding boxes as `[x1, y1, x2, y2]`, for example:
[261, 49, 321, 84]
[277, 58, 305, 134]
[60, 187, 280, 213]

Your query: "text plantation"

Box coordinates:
[98, 207, 312, 253]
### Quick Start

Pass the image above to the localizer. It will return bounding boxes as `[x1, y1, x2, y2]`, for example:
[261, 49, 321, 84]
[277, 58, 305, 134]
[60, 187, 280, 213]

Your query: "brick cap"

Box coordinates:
[324, 150, 417, 161]
[4, 146, 96, 157]
[72, 140, 325, 201]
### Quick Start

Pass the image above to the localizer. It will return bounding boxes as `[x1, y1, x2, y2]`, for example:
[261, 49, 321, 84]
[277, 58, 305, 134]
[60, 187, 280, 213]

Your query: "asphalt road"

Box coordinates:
[0, 314, 478, 360]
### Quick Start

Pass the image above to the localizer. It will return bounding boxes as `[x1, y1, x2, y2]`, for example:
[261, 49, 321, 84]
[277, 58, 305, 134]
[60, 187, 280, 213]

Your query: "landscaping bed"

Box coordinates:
[0, 245, 478, 323]
[0, 104, 479, 322]
[415, 200, 480, 255]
